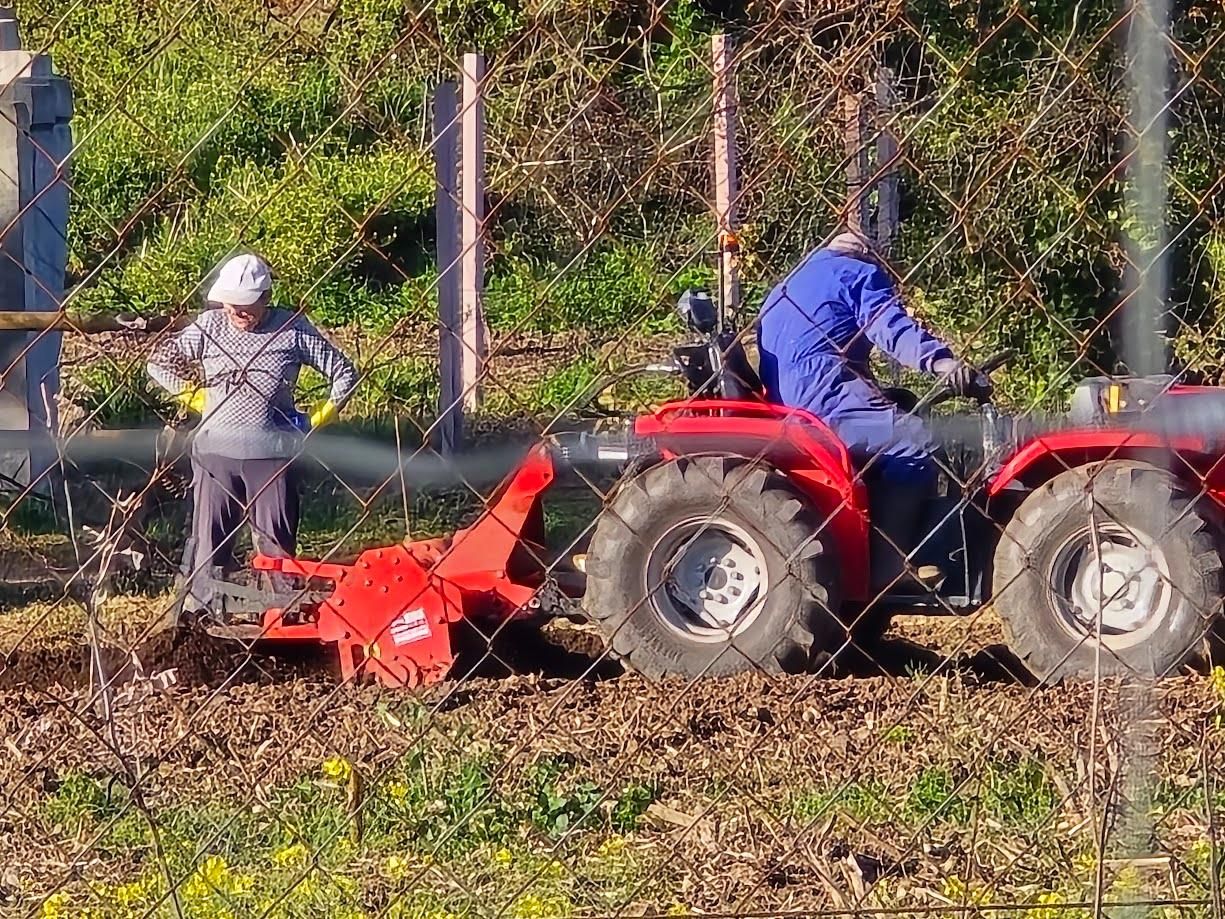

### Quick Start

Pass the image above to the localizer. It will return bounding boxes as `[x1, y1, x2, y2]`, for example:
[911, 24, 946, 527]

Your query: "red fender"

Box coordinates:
[988, 428, 1216, 498]
[635, 400, 872, 600]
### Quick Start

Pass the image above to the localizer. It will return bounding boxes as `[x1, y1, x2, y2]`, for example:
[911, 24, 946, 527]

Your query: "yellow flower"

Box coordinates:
[665, 903, 692, 917]
[544, 859, 565, 879]
[512, 893, 572, 919]
[184, 855, 226, 899]
[113, 878, 154, 907]
[322, 756, 353, 782]
[1210, 665, 1225, 700]
[200, 854, 230, 886]
[493, 847, 513, 867]
[387, 781, 410, 801]
[941, 877, 964, 901]
[941, 877, 989, 905]
[1032, 891, 1065, 919]
[1189, 838, 1214, 865]
[383, 854, 412, 879]
[184, 854, 247, 900]
[596, 835, 627, 858]
[272, 841, 310, 868]
[41, 893, 71, 919]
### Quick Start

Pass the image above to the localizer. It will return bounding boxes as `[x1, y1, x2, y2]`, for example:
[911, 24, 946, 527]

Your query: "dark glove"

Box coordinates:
[932, 357, 989, 399]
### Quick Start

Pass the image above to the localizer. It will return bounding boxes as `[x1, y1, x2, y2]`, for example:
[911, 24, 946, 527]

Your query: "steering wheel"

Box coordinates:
[913, 349, 1015, 413]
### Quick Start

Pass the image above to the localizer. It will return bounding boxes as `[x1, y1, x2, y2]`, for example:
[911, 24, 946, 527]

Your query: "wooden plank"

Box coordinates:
[0, 311, 185, 333]
[711, 33, 740, 313]
[843, 91, 872, 236]
[433, 80, 462, 454]
[875, 67, 899, 255]
[460, 52, 487, 413]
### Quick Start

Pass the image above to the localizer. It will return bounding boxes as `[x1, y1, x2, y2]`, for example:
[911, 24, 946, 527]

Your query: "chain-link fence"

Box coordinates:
[1, 0, 1224, 917]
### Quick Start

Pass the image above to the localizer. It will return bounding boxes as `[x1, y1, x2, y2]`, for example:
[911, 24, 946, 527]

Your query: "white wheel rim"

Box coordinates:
[1047, 521, 1174, 649]
[646, 517, 769, 642]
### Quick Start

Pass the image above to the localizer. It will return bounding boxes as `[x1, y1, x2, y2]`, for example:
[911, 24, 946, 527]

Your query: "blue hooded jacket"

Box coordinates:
[757, 247, 953, 464]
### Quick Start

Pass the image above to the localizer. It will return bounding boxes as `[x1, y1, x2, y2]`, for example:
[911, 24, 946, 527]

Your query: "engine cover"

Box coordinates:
[1069, 375, 1175, 426]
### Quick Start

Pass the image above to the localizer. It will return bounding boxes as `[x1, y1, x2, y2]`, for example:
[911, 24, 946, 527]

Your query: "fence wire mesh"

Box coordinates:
[0, 1, 1223, 918]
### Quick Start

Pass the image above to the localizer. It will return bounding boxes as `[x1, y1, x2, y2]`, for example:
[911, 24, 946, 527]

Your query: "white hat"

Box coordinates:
[206, 253, 272, 306]
[825, 231, 872, 257]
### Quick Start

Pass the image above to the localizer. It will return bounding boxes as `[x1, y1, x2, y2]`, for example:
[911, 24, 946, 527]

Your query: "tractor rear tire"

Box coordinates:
[992, 461, 1222, 681]
[583, 456, 842, 680]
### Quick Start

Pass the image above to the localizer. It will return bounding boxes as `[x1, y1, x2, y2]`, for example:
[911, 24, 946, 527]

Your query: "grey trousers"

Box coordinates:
[184, 452, 299, 611]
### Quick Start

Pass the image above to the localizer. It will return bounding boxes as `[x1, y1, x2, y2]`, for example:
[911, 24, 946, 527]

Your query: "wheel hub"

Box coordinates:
[1051, 522, 1171, 643]
[648, 519, 768, 640]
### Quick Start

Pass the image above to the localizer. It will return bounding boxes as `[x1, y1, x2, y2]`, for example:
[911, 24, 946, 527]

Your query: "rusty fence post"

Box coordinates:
[712, 33, 740, 315]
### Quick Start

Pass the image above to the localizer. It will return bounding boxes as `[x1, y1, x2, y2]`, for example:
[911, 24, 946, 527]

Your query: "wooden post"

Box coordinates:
[433, 81, 462, 454]
[875, 67, 899, 256]
[712, 34, 740, 313]
[460, 52, 487, 413]
[843, 90, 872, 237]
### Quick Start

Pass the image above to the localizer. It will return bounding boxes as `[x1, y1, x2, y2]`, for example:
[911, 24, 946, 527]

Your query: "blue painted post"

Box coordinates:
[0, 8, 72, 488]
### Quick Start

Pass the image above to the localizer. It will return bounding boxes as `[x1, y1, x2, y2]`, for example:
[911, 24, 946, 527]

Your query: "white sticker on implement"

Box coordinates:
[389, 608, 430, 645]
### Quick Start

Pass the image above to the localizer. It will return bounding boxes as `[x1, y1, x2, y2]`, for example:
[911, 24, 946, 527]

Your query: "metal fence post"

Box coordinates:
[434, 80, 462, 455]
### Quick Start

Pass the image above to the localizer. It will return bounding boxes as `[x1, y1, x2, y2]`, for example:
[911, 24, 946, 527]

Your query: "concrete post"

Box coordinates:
[0, 8, 71, 487]
[459, 53, 487, 414]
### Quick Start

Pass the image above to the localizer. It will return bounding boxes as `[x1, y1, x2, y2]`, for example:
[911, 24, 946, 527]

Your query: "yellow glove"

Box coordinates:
[308, 399, 339, 429]
[174, 386, 206, 414]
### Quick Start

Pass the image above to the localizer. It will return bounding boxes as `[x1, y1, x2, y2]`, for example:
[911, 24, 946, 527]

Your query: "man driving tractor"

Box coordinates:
[757, 231, 984, 594]
[147, 252, 359, 620]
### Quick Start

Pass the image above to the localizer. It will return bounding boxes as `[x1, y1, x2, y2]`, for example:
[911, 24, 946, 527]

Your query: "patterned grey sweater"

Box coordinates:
[147, 308, 359, 459]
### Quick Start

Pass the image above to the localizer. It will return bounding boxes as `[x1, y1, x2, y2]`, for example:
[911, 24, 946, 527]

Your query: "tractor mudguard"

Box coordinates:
[633, 399, 872, 600]
[988, 428, 1216, 498]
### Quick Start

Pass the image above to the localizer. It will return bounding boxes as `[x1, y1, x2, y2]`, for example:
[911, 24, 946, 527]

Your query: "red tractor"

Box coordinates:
[221, 292, 1225, 688]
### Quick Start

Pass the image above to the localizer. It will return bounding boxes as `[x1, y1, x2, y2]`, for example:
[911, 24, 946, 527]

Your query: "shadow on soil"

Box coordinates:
[833, 636, 1037, 686]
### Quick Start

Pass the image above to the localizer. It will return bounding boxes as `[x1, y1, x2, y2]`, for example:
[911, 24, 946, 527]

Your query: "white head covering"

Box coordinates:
[206, 253, 273, 306]
[825, 231, 872, 257]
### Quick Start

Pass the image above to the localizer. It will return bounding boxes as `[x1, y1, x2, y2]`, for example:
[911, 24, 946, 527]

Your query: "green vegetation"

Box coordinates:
[34, 748, 663, 919]
[22, 707, 1225, 919]
[789, 755, 1057, 833]
[11, 0, 1223, 432]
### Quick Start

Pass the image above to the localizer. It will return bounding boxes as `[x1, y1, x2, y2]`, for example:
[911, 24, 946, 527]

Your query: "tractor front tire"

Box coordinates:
[992, 461, 1222, 681]
[583, 457, 842, 680]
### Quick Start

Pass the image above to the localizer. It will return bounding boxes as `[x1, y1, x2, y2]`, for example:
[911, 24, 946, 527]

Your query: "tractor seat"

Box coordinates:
[717, 331, 765, 401]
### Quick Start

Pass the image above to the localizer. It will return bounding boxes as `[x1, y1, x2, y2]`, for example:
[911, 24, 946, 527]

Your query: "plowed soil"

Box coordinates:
[2, 607, 1224, 917]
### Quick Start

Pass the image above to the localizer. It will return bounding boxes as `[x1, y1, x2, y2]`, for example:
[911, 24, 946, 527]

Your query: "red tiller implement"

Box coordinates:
[245, 445, 561, 688]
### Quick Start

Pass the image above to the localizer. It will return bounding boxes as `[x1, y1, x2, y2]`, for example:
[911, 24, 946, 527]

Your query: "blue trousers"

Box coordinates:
[779, 359, 937, 489]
